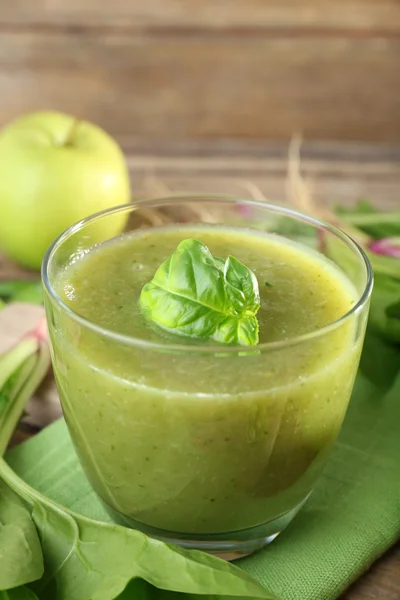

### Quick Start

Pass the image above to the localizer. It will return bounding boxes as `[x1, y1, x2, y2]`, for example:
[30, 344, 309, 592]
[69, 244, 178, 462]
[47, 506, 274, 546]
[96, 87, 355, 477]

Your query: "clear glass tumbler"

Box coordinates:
[42, 197, 372, 560]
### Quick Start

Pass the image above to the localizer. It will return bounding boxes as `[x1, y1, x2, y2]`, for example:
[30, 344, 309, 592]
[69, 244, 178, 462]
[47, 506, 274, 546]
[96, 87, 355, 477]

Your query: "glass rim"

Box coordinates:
[42, 195, 373, 355]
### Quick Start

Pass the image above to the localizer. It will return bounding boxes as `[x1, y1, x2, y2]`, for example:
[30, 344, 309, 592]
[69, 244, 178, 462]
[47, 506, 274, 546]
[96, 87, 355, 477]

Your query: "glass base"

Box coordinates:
[103, 497, 309, 560]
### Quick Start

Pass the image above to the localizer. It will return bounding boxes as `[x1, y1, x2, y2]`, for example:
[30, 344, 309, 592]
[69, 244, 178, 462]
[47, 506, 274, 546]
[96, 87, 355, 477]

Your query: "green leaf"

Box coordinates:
[0, 588, 40, 600]
[269, 218, 318, 249]
[0, 318, 49, 593]
[0, 458, 276, 600]
[224, 256, 260, 314]
[333, 202, 400, 280]
[323, 205, 400, 344]
[366, 251, 400, 280]
[360, 328, 400, 389]
[0, 335, 50, 457]
[336, 200, 400, 239]
[0, 391, 7, 413]
[0, 282, 43, 305]
[140, 239, 260, 346]
[336, 199, 375, 216]
[368, 273, 400, 344]
[117, 581, 272, 600]
[386, 300, 400, 319]
[0, 482, 43, 590]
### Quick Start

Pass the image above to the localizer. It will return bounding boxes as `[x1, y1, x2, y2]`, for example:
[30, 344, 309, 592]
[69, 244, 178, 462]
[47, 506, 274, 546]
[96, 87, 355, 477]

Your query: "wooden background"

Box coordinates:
[0, 0, 399, 143]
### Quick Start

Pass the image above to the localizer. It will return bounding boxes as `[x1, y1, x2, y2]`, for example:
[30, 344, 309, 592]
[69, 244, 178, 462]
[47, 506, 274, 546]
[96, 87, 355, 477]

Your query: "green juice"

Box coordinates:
[50, 225, 361, 534]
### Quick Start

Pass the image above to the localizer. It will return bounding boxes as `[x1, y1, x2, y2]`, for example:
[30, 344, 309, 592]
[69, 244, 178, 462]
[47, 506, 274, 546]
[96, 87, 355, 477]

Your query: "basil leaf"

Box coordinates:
[140, 239, 260, 346]
[224, 256, 260, 314]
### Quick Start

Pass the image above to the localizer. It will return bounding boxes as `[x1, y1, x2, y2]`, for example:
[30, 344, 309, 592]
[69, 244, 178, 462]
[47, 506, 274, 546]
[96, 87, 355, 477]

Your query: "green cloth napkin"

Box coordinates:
[6, 367, 400, 600]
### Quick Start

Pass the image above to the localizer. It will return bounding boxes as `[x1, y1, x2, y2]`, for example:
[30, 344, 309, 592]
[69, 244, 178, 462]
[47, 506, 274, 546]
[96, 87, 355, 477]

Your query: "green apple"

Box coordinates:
[0, 111, 131, 270]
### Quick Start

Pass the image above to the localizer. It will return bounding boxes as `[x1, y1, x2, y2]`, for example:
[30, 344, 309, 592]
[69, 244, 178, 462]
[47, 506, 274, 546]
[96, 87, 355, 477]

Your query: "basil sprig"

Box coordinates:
[140, 238, 260, 346]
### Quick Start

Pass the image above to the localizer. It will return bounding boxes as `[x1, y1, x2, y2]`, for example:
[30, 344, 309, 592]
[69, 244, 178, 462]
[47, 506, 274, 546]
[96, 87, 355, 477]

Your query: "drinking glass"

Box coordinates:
[42, 197, 372, 559]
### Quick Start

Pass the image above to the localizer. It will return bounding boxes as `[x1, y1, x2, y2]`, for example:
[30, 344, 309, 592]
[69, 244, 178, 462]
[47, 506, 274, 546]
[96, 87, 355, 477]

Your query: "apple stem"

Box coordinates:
[63, 117, 80, 147]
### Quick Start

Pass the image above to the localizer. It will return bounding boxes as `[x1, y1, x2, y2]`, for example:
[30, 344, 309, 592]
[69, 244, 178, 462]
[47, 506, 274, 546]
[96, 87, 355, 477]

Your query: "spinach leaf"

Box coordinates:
[0, 482, 43, 590]
[386, 300, 400, 320]
[331, 202, 400, 344]
[0, 588, 40, 600]
[118, 580, 270, 600]
[0, 458, 276, 600]
[360, 329, 400, 389]
[366, 251, 400, 280]
[336, 200, 400, 239]
[0, 281, 43, 306]
[368, 273, 400, 344]
[140, 239, 260, 346]
[0, 319, 49, 592]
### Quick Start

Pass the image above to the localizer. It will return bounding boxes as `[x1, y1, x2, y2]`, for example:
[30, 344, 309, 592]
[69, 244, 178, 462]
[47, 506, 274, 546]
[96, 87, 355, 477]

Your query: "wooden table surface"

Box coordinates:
[4, 140, 400, 599]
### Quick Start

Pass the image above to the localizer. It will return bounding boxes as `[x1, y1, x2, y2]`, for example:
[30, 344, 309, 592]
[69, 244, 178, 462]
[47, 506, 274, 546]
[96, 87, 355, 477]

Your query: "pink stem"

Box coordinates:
[26, 317, 48, 343]
[368, 238, 400, 259]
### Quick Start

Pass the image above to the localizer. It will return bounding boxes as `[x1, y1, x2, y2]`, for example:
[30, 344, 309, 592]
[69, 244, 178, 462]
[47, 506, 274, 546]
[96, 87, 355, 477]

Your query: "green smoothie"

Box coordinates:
[49, 225, 361, 534]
